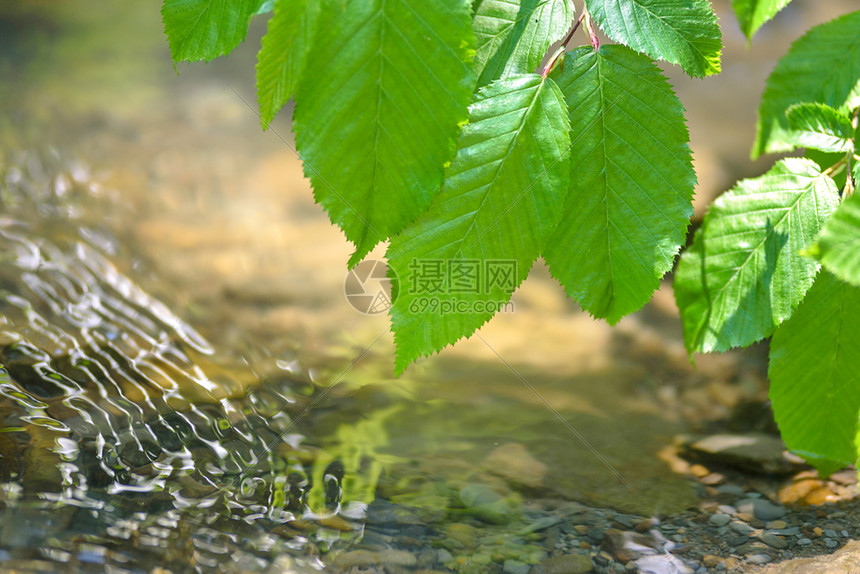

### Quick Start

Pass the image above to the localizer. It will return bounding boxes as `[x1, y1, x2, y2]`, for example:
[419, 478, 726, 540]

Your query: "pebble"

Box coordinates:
[767, 520, 789, 529]
[738, 498, 786, 521]
[541, 554, 594, 574]
[825, 538, 839, 548]
[587, 526, 605, 542]
[635, 519, 655, 533]
[518, 516, 562, 535]
[759, 532, 789, 549]
[690, 464, 710, 478]
[702, 555, 721, 568]
[445, 523, 478, 549]
[700, 473, 724, 485]
[729, 521, 755, 535]
[797, 537, 813, 546]
[824, 529, 838, 538]
[748, 553, 772, 565]
[709, 513, 731, 527]
[503, 559, 531, 574]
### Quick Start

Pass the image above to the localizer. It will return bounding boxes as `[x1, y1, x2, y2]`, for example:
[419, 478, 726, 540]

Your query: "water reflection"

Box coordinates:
[0, 153, 366, 572]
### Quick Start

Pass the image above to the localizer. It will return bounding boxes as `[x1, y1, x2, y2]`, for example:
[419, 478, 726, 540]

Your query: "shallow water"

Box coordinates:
[0, 1, 857, 572]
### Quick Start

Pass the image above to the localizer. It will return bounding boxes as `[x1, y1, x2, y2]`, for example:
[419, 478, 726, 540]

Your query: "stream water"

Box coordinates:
[0, 1, 857, 573]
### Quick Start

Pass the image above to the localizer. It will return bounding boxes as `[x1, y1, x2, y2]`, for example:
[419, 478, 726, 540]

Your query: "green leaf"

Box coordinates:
[162, 0, 267, 63]
[675, 158, 840, 353]
[785, 103, 854, 154]
[388, 75, 571, 373]
[808, 191, 860, 288]
[730, 0, 792, 41]
[293, 0, 476, 267]
[544, 45, 694, 323]
[770, 271, 860, 472]
[256, 0, 320, 127]
[472, 0, 574, 87]
[753, 10, 860, 158]
[583, 0, 722, 78]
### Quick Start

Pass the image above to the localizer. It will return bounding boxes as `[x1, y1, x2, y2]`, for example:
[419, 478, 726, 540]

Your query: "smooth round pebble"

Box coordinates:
[759, 532, 788, 549]
[748, 553, 772, 565]
[709, 513, 731, 527]
[825, 538, 838, 548]
[503, 559, 531, 574]
[797, 538, 812, 546]
[738, 498, 786, 521]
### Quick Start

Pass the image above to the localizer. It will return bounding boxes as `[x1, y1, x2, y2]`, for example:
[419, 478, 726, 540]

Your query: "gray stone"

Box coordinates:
[730, 521, 755, 535]
[709, 513, 731, 527]
[759, 532, 789, 549]
[737, 498, 786, 521]
[683, 433, 800, 474]
[518, 516, 562, 535]
[587, 526, 605, 542]
[825, 538, 839, 549]
[824, 529, 838, 538]
[504, 559, 532, 574]
[748, 554, 772, 565]
[541, 553, 594, 574]
[797, 538, 812, 546]
[437, 548, 453, 564]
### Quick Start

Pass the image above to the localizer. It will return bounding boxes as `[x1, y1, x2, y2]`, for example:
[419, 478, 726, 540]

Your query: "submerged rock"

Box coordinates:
[682, 434, 804, 474]
[482, 442, 547, 490]
[539, 553, 594, 574]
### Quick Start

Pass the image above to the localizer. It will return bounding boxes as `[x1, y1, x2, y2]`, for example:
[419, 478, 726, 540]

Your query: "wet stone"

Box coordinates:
[709, 513, 731, 527]
[586, 526, 605, 543]
[541, 553, 594, 574]
[716, 485, 746, 496]
[825, 538, 839, 548]
[759, 532, 789, 549]
[737, 498, 786, 521]
[729, 521, 754, 535]
[748, 553, 772, 565]
[503, 559, 531, 574]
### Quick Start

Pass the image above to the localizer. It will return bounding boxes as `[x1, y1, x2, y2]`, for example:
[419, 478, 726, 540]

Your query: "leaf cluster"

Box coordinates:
[161, 0, 860, 472]
[675, 10, 860, 473]
[162, 0, 722, 371]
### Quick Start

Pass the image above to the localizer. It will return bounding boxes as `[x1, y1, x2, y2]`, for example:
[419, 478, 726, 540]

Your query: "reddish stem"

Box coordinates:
[541, 12, 586, 78]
